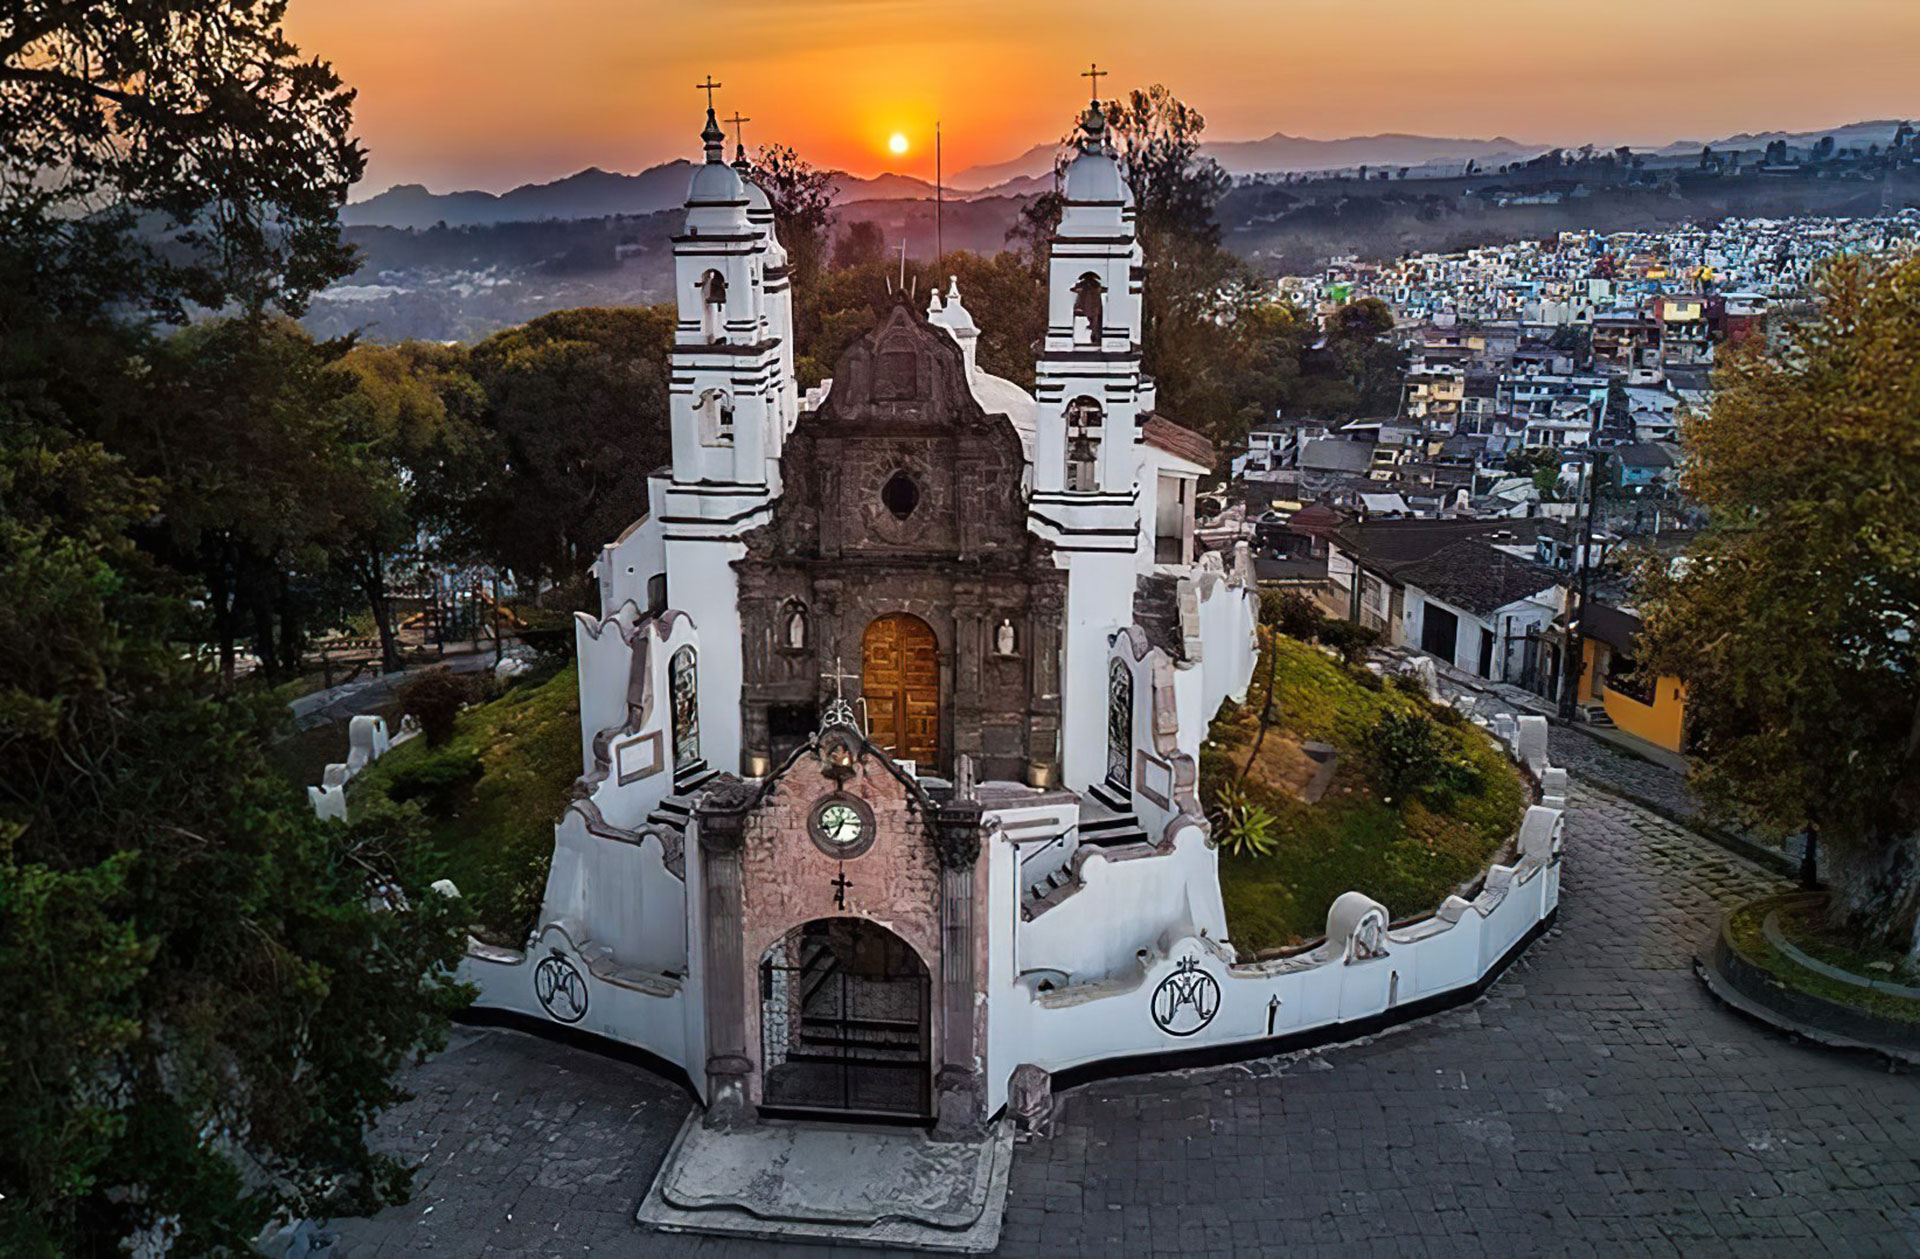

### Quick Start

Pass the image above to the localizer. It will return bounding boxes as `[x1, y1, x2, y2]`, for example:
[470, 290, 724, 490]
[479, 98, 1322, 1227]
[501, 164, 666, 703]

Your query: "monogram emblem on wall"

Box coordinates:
[534, 952, 589, 1024]
[1150, 956, 1220, 1037]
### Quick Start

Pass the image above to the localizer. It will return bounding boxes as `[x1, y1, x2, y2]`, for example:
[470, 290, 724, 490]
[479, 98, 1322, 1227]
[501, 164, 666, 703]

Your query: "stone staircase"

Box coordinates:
[644, 758, 719, 831]
[1022, 782, 1152, 909]
[1580, 703, 1617, 730]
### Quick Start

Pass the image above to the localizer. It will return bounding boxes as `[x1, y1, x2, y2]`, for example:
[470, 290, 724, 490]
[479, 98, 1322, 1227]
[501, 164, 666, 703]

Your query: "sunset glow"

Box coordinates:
[888, 132, 910, 157]
[280, 0, 1920, 194]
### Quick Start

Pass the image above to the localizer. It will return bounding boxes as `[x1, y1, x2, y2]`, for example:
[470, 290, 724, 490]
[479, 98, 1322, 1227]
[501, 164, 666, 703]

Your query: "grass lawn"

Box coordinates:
[350, 660, 581, 945]
[1205, 630, 1527, 955]
[1726, 897, 1920, 1025]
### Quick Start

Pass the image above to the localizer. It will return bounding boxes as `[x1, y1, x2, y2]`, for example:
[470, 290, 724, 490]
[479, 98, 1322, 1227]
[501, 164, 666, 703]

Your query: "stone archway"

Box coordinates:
[758, 917, 932, 1121]
[863, 613, 939, 768]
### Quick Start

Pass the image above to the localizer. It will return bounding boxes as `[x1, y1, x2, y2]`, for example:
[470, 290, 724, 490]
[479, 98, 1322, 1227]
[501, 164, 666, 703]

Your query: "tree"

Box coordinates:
[747, 142, 835, 291]
[1, 11, 471, 1249]
[331, 341, 487, 671]
[97, 317, 364, 682]
[0, 0, 363, 318]
[1635, 255, 1920, 955]
[0, 400, 470, 1254]
[462, 306, 676, 594]
[834, 220, 887, 270]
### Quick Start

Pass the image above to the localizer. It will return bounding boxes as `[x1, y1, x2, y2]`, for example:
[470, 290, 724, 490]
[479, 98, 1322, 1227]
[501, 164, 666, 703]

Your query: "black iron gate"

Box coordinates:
[759, 918, 931, 1122]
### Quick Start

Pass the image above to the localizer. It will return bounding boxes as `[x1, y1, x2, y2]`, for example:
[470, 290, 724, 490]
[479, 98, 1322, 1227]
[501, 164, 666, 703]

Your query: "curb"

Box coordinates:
[1695, 898, 1920, 1069]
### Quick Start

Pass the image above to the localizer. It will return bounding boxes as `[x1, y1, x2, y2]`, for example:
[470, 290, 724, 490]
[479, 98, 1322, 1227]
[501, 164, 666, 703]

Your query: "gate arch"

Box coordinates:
[758, 917, 931, 1121]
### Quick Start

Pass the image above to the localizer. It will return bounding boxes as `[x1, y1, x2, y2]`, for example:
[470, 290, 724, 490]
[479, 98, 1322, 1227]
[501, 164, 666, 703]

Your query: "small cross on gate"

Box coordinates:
[831, 867, 852, 910]
[695, 75, 722, 112]
[1081, 62, 1106, 104]
[822, 656, 860, 701]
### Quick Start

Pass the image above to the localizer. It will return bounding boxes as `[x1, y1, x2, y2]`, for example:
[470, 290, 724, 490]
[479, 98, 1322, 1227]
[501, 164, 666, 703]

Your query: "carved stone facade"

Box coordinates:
[736, 301, 1064, 783]
[699, 729, 988, 1134]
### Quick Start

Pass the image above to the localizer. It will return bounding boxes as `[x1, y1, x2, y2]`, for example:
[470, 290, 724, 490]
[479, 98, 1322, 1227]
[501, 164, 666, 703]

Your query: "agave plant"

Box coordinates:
[1211, 782, 1280, 858]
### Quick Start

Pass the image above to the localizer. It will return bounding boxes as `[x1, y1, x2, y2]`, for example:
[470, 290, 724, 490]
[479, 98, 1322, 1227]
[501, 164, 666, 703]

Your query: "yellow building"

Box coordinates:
[1576, 602, 1689, 753]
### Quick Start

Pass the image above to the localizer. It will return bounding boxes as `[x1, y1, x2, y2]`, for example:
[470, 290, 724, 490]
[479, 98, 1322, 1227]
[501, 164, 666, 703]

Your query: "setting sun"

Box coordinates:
[887, 131, 909, 156]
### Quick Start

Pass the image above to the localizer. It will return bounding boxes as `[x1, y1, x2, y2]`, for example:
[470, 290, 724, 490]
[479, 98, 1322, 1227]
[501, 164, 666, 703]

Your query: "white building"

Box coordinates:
[458, 96, 1562, 1136]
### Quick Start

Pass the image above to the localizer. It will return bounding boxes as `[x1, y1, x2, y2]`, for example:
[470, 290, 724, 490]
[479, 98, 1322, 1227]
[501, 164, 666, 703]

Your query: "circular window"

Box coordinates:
[880, 470, 920, 520]
[808, 792, 877, 859]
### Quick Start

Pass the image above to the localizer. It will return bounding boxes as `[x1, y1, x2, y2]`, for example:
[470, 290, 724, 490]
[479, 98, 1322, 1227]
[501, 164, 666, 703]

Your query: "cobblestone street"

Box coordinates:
[327, 786, 1920, 1257]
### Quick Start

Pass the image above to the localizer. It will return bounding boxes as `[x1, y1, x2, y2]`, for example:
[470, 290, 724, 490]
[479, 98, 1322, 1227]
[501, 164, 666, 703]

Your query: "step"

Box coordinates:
[1086, 780, 1132, 814]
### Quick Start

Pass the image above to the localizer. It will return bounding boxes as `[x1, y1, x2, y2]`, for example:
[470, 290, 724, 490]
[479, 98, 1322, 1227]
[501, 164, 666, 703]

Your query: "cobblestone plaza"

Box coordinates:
[326, 777, 1920, 1257]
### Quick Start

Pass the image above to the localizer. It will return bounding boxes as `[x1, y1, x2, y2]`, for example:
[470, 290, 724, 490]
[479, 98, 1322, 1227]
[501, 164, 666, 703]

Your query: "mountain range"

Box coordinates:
[341, 119, 1911, 231]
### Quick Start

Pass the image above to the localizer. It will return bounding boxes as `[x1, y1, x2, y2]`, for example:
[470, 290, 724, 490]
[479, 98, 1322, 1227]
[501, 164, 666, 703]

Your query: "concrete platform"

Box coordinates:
[637, 1113, 1012, 1252]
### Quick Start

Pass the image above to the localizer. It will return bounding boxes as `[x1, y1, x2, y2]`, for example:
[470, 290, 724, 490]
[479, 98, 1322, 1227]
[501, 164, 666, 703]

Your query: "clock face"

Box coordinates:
[808, 794, 876, 858]
[818, 802, 864, 847]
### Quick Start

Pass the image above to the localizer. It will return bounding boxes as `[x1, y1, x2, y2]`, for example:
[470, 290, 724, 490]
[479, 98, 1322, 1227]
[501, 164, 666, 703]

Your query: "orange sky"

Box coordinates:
[284, 0, 1920, 193]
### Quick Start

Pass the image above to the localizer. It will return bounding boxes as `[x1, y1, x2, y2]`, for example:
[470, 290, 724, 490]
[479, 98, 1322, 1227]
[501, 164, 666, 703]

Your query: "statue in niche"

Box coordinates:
[995, 618, 1017, 656]
[784, 603, 808, 650]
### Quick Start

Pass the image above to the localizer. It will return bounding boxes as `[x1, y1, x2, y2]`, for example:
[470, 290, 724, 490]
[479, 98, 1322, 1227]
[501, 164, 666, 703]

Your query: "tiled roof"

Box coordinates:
[1395, 539, 1561, 618]
[1142, 415, 1216, 470]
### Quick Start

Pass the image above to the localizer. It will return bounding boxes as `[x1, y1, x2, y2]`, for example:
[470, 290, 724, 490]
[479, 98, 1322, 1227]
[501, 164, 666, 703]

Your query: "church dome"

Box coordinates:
[1062, 148, 1126, 206]
[688, 158, 747, 208]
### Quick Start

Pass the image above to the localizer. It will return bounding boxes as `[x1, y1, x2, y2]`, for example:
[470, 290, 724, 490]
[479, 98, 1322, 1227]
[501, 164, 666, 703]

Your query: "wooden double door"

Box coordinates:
[862, 613, 940, 768]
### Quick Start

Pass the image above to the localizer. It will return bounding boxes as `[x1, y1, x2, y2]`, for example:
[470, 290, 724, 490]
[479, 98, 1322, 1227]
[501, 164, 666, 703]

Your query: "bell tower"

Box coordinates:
[1028, 70, 1151, 791]
[661, 81, 792, 776]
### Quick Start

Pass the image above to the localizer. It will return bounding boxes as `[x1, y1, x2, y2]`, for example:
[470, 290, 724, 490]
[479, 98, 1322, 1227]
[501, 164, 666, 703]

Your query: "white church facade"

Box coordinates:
[460, 97, 1566, 1137]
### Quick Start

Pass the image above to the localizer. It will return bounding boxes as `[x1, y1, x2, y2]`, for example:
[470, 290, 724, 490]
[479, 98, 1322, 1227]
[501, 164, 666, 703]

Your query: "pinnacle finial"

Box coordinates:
[696, 76, 726, 161]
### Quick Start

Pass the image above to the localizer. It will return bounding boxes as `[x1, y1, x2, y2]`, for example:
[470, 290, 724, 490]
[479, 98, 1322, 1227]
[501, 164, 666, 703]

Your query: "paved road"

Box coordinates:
[325, 786, 1920, 1257]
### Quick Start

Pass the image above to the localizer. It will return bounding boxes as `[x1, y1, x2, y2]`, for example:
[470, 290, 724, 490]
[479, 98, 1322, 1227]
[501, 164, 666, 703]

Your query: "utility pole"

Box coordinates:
[935, 120, 943, 263]
[1560, 446, 1607, 721]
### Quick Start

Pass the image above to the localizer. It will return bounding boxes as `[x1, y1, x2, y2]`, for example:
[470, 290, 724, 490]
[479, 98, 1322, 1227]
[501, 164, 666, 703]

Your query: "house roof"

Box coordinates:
[1142, 415, 1216, 470]
[1396, 539, 1562, 618]
[1613, 441, 1677, 469]
[1580, 601, 1643, 655]
[1331, 514, 1548, 574]
[1298, 438, 1375, 473]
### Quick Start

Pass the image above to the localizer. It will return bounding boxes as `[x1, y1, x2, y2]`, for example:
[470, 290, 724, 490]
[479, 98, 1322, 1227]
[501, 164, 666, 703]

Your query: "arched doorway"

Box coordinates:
[759, 918, 931, 1121]
[862, 613, 939, 768]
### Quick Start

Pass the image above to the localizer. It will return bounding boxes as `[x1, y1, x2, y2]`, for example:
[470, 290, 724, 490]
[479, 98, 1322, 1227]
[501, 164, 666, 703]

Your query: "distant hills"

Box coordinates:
[343, 162, 938, 230]
[341, 118, 1912, 231]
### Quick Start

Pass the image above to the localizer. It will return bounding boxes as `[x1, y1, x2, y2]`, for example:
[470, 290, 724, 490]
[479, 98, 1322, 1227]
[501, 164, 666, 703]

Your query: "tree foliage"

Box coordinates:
[747, 142, 835, 291]
[1635, 255, 1920, 952]
[0, 0, 364, 317]
[461, 305, 676, 592]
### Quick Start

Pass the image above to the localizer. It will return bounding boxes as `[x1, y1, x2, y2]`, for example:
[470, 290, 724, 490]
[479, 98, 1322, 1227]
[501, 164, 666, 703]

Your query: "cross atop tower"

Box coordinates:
[1081, 62, 1106, 105]
[695, 75, 722, 112]
[725, 112, 751, 150]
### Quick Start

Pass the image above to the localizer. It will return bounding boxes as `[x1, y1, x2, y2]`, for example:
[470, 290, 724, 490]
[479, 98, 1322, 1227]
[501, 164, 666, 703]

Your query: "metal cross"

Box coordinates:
[1081, 62, 1107, 103]
[695, 75, 722, 111]
[724, 112, 751, 152]
[821, 656, 859, 702]
[831, 868, 852, 910]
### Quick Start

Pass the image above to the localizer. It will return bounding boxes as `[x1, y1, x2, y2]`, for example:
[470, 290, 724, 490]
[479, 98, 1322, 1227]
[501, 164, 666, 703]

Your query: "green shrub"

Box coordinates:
[399, 667, 474, 746]
[1388, 672, 1431, 701]
[1366, 709, 1446, 803]
[1318, 618, 1382, 665]
[385, 747, 483, 805]
[1261, 591, 1326, 642]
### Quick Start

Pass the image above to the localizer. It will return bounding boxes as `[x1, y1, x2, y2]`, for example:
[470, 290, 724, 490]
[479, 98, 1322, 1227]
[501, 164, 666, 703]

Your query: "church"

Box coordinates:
[461, 92, 1562, 1140]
